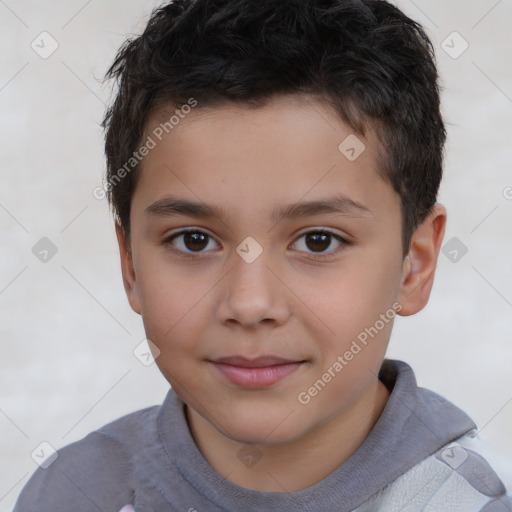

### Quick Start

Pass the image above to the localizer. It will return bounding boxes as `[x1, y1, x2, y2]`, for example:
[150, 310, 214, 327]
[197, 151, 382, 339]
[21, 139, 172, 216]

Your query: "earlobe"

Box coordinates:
[397, 204, 447, 316]
[115, 222, 142, 315]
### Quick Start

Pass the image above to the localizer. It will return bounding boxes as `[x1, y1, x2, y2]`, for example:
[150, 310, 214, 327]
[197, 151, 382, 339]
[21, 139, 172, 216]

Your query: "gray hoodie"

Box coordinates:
[13, 359, 512, 511]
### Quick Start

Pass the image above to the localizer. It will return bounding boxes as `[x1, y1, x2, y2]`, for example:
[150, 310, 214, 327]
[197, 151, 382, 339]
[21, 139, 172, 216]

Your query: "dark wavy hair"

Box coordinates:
[101, 0, 446, 256]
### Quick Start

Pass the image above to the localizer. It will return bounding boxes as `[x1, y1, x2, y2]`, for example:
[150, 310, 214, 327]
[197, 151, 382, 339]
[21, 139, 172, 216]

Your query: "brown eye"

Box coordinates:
[166, 230, 219, 254]
[182, 232, 208, 251]
[305, 232, 331, 252]
[292, 230, 347, 258]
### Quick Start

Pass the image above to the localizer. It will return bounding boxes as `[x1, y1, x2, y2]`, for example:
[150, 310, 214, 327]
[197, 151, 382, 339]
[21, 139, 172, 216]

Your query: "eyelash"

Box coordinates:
[162, 228, 349, 261]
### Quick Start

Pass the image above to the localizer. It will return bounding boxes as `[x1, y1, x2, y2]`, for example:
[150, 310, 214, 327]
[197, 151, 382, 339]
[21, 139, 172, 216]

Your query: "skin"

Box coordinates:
[116, 94, 446, 492]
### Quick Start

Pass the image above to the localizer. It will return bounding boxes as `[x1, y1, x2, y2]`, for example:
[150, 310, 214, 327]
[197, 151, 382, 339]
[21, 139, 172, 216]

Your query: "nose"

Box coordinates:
[216, 250, 291, 329]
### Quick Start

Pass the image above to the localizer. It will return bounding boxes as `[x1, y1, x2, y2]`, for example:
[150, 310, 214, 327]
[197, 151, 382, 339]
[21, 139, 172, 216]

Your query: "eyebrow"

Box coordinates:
[145, 194, 373, 223]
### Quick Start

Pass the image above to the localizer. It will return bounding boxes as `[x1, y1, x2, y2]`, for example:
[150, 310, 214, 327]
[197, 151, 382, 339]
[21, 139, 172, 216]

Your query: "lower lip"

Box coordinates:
[211, 362, 304, 388]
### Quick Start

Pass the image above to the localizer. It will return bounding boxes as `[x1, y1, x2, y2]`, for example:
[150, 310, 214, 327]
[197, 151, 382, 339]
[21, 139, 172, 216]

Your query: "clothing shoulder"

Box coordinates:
[361, 362, 512, 511]
[13, 405, 160, 512]
[360, 431, 512, 511]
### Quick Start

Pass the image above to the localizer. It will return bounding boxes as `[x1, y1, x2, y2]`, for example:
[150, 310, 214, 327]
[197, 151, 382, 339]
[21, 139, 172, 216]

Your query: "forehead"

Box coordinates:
[134, 94, 398, 227]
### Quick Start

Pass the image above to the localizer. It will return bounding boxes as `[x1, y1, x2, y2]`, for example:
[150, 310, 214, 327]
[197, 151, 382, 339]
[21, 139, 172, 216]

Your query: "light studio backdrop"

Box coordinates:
[1, 1, 511, 510]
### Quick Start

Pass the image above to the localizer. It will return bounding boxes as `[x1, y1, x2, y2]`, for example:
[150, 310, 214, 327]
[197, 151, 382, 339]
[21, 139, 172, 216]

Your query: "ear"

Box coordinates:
[397, 203, 447, 316]
[115, 221, 142, 315]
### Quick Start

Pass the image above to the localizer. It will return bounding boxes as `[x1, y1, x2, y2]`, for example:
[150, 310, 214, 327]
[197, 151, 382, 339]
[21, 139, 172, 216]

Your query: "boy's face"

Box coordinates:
[117, 94, 443, 445]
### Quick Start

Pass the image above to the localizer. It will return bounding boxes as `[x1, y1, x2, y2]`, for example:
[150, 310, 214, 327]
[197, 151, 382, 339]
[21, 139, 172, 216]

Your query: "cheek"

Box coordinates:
[134, 254, 212, 349]
[299, 277, 395, 416]
[299, 254, 400, 404]
[310, 256, 401, 340]
[135, 243, 198, 309]
[137, 267, 211, 395]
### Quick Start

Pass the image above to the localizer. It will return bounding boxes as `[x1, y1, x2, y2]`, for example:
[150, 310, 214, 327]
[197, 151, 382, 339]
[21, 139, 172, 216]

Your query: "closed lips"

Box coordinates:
[211, 356, 305, 367]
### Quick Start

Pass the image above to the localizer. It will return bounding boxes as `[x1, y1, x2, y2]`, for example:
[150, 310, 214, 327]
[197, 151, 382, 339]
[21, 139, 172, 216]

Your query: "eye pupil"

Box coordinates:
[184, 232, 208, 251]
[305, 233, 330, 252]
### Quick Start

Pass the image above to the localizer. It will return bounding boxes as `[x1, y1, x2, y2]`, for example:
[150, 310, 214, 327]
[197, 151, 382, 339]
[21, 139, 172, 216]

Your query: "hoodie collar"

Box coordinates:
[157, 359, 476, 511]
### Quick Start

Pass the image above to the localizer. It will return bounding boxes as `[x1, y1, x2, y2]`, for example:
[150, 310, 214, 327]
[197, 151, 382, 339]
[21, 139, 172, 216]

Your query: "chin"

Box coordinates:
[225, 428, 300, 447]
[217, 410, 309, 447]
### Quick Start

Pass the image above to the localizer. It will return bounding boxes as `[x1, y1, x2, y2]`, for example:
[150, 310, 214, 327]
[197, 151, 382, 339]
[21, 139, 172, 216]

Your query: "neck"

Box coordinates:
[185, 379, 390, 492]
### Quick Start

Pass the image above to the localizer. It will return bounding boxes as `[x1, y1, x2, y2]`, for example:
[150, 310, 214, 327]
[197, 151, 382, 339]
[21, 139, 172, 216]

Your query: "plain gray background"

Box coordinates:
[1, 1, 511, 510]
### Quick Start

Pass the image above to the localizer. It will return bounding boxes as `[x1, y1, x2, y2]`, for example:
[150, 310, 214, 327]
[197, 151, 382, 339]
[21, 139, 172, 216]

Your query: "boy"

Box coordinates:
[14, 0, 512, 510]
